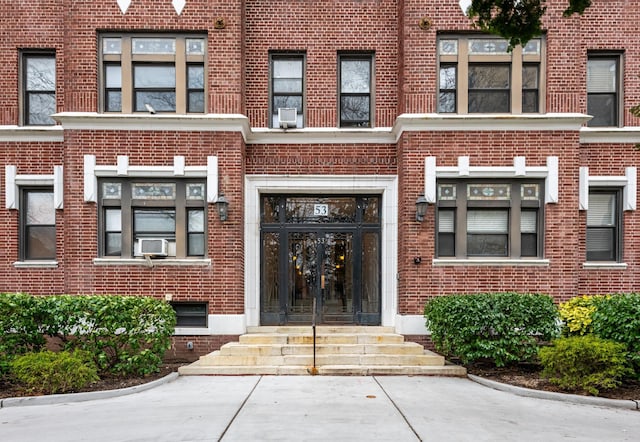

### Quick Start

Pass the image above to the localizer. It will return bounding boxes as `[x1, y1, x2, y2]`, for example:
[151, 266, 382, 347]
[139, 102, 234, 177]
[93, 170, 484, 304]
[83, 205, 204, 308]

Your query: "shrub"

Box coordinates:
[591, 293, 640, 374]
[539, 335, 632, 396]
[10, 350, 99, 395]
[424, 292, 559, 367]
[0, 293, 48, 374]
[1, 293, 176, 377]
[558, 295, 606, 336]
[47, 295, 177, 376]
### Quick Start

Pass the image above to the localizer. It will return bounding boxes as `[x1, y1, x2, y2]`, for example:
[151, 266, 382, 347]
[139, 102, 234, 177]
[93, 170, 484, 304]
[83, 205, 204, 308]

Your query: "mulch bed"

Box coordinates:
[466, 361, 640, 401]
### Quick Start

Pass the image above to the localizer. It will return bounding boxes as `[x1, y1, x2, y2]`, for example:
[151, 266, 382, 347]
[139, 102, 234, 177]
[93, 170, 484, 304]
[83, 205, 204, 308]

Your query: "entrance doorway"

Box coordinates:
[260, 195, 381, 325]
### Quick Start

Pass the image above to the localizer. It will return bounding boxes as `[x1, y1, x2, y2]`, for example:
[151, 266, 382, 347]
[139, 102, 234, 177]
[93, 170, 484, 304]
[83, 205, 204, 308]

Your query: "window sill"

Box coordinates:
[582, 262, 628, 270]
[93, 257, 211, 267]
[433, 258, 550, 267]
[174, 327, 211, 335]
[13, 260, 59, 268]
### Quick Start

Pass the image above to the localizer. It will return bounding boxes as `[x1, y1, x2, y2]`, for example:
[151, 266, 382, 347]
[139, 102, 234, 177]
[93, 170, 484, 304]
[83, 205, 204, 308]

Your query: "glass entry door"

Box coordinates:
[260, 195, 381, 325]
[288, 231, 353, 323]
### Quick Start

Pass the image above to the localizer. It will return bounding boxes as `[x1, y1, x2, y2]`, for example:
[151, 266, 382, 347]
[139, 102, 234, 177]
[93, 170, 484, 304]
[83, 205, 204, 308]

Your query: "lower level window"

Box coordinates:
[21, 188, 56, 260]
[436, 181, 543, 258]
[99, 179, 206, 258]
[172, 302, 208, 327]
[587, 189, 621, 261]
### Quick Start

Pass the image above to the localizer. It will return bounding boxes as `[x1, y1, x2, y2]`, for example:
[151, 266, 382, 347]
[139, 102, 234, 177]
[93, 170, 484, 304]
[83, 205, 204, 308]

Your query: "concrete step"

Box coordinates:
[178, 326, 466, 377]
[239, 333, 405, 345]
[218, 342, 425, 356]
[246, 326, 396, 334]
[199, 351, 445, 367]
[178, 362, 466, 376]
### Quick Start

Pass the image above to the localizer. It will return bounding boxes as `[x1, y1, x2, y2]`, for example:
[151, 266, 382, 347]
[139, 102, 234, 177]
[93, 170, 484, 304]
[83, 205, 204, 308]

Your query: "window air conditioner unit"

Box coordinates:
[138, 238, 169, 257]
[278, 108, 297, 128]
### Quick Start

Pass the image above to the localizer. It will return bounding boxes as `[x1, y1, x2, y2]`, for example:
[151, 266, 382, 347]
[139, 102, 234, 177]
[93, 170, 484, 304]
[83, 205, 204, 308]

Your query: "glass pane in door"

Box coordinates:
[262, 233, 280, 314]
[288, 232, 317, 318]
[321, 232, 353, 320]
[361, 232, 379, 314]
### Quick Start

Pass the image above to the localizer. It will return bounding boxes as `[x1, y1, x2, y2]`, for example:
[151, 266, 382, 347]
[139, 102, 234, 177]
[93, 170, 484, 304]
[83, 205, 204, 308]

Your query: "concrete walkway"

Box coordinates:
[0, 375, 638, 441]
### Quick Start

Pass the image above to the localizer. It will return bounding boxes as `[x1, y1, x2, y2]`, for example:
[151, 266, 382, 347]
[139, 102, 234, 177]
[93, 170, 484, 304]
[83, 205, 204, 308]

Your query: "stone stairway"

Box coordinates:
[178, 326, 466, 376]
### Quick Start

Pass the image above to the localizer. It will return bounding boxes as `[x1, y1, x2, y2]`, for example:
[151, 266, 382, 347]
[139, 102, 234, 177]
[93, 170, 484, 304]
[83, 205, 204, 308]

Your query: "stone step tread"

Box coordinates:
[239, 333, 406, 345]
[198, 353, 445, 366]
[219, 342, 425, 356]
[246, 326, 396, 334]
[179, 364, 466, 377]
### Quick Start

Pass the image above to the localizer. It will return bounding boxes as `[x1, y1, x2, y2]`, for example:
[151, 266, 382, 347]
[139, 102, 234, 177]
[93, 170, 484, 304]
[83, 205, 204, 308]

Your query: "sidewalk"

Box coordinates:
[0, 375, 638, 441]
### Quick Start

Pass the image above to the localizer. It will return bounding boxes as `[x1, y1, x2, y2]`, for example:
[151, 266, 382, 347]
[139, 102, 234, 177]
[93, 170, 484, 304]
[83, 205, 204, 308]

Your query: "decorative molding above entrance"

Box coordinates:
[424, 156, 559, 204]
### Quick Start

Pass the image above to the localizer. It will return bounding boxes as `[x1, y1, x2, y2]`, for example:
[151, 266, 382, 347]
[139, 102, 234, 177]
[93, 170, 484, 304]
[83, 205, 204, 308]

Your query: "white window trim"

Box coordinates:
[579, 167, 635, 269]
[424, 155, 558, 204]
[5, 165, 63, 210]
[578, 166, 636, 211]
[426, 156, 554, 266]
[83, 154, 220, 203]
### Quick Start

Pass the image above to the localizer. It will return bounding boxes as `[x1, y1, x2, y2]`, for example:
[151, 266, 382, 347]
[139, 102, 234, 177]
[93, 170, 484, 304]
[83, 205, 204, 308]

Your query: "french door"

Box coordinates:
[260, 195, 381, 325]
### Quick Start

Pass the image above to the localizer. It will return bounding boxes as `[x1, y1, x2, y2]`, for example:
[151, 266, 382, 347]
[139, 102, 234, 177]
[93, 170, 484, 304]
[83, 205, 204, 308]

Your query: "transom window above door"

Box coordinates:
[437, 36, 544, 114]
[100, 34, 206, 114]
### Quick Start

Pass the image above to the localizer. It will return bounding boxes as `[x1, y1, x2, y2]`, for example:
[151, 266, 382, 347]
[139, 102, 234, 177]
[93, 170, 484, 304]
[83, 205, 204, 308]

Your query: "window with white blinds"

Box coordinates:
[587, 54, 620, 127]
[587, 191, 619, 261]
[436, 181, 543, 259]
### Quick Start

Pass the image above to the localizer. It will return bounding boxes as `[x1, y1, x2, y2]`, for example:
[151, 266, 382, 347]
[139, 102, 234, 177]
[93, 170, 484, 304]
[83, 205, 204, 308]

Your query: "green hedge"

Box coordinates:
[11, 350, 99, 395]
[539, 335, 631, 396]
[591, 293, 640, 374]
[424, 292, 559, 366]
[0, 293, 176, 376]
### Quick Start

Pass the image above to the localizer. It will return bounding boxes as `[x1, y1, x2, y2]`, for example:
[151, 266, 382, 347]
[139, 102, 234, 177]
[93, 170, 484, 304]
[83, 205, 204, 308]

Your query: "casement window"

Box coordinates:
[21, 51, 56, 125]
[270, 53, 305, 128]
[436, 181, 543, 258]
[172, 302, 208, 327]
[98, 179, 206, 258]
[587, 54, 622, 127]
[100, 34, 206, 113]
[339, 53, 373, 127]
[587, 189, 621, 261]
[437, 36, 543, 114]
[21, 188, 56, 260]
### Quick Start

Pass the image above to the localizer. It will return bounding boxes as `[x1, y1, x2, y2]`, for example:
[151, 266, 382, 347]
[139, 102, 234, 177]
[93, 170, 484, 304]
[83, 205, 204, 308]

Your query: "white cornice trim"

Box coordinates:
[52, 112, 251, 134]
[51, 112, 592, 145]
[579, 127, 640, 144]
[0, 126, 64, 142]
[394, 113, 591, 132]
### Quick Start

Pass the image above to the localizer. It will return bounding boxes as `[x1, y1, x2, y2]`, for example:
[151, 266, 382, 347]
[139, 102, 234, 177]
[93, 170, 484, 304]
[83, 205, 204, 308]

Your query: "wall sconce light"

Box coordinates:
[216, 193, 229, 222]
[415, 195, 428, 222]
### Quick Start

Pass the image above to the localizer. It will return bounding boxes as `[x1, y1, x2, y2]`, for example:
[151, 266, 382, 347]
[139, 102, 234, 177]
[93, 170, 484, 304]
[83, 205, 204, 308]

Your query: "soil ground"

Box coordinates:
[466, 362, 640, 401]
[1, 361, 639, 401]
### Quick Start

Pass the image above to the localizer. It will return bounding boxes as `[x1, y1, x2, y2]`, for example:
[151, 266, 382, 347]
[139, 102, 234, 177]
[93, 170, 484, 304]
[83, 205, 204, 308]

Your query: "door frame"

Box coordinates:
[245, 175, 398, 327]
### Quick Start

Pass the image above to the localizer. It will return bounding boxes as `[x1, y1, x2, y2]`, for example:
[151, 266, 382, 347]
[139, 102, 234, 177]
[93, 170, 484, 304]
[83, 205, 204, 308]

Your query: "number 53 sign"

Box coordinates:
[314, 204, 329, 216]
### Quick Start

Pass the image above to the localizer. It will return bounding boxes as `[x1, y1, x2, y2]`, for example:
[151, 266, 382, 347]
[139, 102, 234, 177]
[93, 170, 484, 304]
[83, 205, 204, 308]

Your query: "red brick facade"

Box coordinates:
[1, 0, 639, 356]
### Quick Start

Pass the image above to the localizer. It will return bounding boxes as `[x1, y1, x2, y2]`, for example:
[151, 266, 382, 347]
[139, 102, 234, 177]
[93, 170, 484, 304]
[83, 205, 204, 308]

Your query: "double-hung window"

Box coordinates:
[100, 34, 206, 114]
[438, 36, 543, 114]
[99, 179, 206, 258]
[436, 181, 543, 258]
[21, 188, 56, 260]
[339, 53, 373, 127]
[586, 189, 621, 261]
[21, 51, 56, 125]
[587, 54, 622, 127]
[270, 53, 305, 128]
